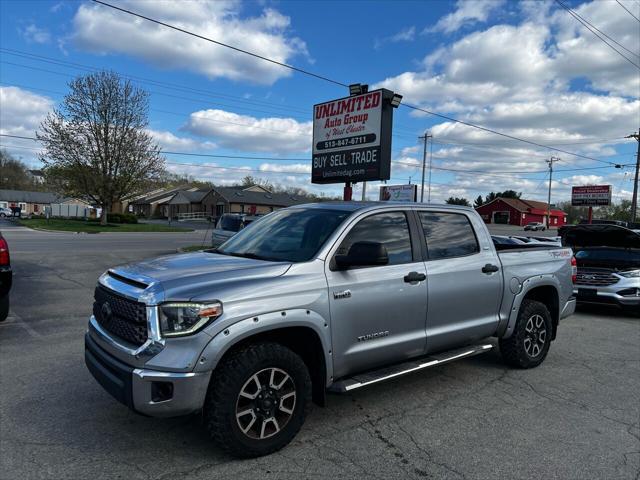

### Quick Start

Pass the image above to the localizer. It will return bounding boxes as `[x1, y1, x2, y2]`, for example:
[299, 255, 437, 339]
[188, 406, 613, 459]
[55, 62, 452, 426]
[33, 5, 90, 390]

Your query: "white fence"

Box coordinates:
[47, 204, 92, 219]
[176, 212, 210, 222]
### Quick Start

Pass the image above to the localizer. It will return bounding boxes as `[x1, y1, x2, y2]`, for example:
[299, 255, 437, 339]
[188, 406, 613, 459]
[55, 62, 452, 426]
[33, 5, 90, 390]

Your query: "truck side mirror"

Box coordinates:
[335, 241, 389, 269]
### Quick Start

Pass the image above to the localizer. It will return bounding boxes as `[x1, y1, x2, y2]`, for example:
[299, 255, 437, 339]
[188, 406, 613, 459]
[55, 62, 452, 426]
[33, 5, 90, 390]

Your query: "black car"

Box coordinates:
[0, 232, 11, 321]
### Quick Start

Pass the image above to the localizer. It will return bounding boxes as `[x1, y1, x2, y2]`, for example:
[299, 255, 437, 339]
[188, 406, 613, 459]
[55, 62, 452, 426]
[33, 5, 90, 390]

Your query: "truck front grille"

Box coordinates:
[93, 286, 147, 346]
[575, 268, 620, 287]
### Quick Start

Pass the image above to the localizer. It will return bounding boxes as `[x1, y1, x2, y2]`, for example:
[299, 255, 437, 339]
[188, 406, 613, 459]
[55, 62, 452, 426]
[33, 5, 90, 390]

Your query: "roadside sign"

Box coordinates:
[379, 184, 417, 202]
[311, 89, 394, 184]
[571, 185, 612, 206]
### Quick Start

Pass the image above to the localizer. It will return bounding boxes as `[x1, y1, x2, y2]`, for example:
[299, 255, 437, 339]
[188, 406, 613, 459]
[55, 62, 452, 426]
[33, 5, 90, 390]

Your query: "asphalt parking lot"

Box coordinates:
[1, 223, 638, 480]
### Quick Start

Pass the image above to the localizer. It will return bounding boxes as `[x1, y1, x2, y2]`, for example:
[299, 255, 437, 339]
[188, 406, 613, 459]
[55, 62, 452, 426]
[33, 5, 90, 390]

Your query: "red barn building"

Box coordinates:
[475, 197, 567, 228]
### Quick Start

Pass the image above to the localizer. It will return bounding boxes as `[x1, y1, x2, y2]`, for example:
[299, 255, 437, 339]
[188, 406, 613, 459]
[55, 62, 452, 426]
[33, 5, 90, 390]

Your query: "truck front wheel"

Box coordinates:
[204, 342, 312, 458]
[499, 299, 552, 368]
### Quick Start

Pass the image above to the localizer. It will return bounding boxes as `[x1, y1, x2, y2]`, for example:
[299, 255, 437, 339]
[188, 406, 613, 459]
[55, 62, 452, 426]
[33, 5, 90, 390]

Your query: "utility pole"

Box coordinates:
[626, 129, 640, 222]
[546, 157, 560, 228]
[428, 134, 434, 202]
[419, 132, 431, 202]
[361, 181, 367, 201]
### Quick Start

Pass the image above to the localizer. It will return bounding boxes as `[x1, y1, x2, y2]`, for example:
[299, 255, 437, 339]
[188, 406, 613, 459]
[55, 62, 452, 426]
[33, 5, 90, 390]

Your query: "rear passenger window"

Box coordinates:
[337, 212, 413, 265]
[418, 212, 479, 260]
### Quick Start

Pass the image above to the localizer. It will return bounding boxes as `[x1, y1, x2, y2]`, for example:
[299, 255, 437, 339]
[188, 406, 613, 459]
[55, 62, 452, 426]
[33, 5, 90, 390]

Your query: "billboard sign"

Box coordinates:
[312, 89, 394, 184]
[379, 184, 417, 202]
[571, 185, 612, 206]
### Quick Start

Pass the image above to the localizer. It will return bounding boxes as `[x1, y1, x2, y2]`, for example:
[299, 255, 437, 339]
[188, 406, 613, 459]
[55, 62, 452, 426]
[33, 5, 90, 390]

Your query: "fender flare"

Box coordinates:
[499, 274, 561, 339]
[193, 309, 333, 386]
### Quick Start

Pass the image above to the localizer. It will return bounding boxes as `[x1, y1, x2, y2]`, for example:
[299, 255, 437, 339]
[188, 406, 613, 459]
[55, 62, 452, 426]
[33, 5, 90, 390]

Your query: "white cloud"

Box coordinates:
[184, 109, 312, 153]
[21, 24, 51, 44]
[374, 0, 638, 202]
[0, 86, 53, 166]
[374, 26, 416, 49]
[147, 129, 216, 152]
[258, 163, 310, 174]
[0, 86, 52, 138]
[426, 0, 505, 34]
[71, 0, 309, 85]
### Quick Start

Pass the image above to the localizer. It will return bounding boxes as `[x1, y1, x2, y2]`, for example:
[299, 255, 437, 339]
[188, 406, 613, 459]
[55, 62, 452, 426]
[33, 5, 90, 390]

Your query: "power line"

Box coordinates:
[0, 62, 419, 142]
[90, 0, 627, 168]
[555, 0, 640, 68]
[0, 47, 423, 135]
[0, 47, 309, 116]
[615, 0, 640, 23]
[558, 0, 640, 58]
[2, 134, 631, 178]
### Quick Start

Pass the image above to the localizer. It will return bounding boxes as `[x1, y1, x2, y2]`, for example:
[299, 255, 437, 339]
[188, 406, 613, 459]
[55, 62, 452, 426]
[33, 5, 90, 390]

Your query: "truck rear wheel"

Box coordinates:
[204, 341, 312, 458]
[499, 299, 552, 368]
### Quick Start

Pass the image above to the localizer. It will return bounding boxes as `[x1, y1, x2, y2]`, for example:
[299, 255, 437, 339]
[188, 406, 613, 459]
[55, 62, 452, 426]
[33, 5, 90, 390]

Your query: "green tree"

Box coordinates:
[0, 150, 44, 191]
[473, 195, 484, 208]
[38, 71, 165, 224]
[445, 196, 470, 206]
[485, 190, 521, 203]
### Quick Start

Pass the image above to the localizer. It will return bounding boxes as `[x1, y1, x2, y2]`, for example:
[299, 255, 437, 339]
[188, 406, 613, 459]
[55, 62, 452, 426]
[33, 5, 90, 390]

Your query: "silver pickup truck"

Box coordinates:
[85, 202, 576, 457]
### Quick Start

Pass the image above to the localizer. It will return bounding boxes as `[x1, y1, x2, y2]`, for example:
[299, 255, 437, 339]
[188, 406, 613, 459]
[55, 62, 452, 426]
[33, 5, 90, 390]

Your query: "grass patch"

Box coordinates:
[19, 218, 193, 233]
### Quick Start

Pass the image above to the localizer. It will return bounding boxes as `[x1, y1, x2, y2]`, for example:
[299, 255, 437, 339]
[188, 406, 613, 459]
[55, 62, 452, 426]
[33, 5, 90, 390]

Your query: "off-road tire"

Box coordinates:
[499, 299, 552, 368]
[204, 342, 312, 458]
[0, 295, 9, 322]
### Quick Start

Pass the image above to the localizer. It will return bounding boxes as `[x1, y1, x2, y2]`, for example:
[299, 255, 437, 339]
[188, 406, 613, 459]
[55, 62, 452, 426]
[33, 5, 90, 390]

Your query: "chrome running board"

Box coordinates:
[329, 343, 493, 393]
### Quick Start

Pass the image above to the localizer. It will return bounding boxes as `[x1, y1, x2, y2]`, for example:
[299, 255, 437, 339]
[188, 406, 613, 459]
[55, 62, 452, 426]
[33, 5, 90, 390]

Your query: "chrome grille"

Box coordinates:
[575, 268, 619, 287]
[93, 286, 147, 346]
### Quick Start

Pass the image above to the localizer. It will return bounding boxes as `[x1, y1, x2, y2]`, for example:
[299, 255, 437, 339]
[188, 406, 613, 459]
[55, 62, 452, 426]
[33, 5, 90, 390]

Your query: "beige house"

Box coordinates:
[0, 189, 88, 216]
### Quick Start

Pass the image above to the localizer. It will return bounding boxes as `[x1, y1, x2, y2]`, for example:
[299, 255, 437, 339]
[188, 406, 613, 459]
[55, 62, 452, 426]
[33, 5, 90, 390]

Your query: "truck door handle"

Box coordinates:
[482, 264, 500, 274]
[404, 272, 426, 283]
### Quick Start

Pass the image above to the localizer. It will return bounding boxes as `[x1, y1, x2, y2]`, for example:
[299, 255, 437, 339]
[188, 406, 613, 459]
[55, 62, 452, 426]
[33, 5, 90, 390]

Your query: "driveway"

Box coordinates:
[1, 226, 638, 480]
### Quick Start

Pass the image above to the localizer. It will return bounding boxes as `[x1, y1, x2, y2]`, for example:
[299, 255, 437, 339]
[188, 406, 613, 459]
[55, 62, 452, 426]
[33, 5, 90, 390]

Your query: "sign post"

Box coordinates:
[311, 88, 398, 198]
[571, 185, 612, 224]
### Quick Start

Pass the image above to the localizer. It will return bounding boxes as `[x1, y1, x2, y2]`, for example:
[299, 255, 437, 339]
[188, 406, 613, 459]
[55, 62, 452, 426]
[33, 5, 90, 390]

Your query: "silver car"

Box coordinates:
[562, 224, 640, 315]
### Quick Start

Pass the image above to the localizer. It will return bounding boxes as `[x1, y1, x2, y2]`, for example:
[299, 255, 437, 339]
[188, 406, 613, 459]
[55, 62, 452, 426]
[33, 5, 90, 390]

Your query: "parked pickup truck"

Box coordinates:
[85, 203, 576, 457]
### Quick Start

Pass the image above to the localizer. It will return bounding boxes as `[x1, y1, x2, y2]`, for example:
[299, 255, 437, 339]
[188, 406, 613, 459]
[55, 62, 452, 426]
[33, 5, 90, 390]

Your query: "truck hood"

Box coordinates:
[561, 225, 640, 249]
[111, 252, 291, 300]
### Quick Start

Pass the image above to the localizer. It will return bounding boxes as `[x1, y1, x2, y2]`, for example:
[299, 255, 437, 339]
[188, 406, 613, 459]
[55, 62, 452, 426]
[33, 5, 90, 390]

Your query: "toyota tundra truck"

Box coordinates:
[85, 202, 576, 457]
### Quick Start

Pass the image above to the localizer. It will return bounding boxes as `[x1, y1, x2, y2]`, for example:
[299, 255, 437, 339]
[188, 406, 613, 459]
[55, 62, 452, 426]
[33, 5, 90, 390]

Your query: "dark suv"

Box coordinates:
[0, 232, 12, 321]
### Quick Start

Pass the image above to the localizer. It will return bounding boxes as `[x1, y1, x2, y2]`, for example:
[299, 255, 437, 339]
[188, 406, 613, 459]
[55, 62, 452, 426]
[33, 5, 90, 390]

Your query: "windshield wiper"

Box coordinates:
[218, 251, 272, 261]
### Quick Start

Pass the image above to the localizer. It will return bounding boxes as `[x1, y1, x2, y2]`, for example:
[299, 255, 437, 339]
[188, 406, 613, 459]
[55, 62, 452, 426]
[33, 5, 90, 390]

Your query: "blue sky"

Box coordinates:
[1, 0, 638, 203]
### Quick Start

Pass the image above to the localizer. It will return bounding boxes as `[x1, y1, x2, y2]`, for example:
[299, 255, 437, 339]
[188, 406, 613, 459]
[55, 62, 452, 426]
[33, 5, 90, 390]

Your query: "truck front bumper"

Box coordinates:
[85, 333, 211, 417]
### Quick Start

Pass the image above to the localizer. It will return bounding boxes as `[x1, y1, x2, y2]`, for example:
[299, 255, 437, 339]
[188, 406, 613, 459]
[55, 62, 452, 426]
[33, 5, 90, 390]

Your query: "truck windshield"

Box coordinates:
[216, 208, 350, 262]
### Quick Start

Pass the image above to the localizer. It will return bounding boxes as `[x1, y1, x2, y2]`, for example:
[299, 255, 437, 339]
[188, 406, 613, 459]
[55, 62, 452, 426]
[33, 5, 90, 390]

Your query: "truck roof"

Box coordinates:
[291, 201, 475, 213]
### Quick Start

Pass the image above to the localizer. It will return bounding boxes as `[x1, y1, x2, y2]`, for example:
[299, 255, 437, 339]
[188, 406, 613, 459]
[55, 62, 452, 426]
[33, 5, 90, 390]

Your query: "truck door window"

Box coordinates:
[337, 212, 413, 265]
[418, 212, 479, 260]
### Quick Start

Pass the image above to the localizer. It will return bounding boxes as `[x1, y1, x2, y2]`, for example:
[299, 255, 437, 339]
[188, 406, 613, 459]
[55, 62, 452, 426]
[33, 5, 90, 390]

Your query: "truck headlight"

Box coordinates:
[159, 302, 223, 337]
[619, 270, 640, 278]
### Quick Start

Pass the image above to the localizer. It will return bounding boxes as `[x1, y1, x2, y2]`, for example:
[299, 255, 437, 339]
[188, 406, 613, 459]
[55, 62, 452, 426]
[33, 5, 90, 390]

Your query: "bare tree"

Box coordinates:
[37, 71, 165, 224]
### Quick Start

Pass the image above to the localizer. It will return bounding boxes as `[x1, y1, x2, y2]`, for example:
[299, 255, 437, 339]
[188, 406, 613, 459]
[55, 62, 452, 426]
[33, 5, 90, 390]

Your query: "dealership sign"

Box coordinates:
[379, 184, 417, 202]
[571, 185, 612, 206]
[311, 89, 394, 184]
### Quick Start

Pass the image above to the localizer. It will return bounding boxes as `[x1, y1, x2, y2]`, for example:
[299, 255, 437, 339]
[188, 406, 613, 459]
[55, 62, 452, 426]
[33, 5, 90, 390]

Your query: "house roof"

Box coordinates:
[168, 189, 211, 205]
[212, 186, 312, 207]
[478, 197, 566, 216]
[0, 189, 62, 204]
[131, 185, 196, 205]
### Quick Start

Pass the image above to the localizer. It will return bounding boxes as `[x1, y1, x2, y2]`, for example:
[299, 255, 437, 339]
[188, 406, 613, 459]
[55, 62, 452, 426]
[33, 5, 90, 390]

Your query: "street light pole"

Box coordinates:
[626, 129, 640, 222]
